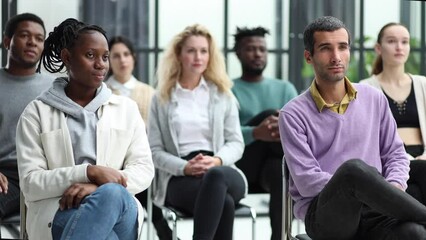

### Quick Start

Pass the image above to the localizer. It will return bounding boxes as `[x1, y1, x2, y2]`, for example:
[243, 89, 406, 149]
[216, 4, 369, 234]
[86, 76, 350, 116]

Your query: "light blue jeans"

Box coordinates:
[52, 183, 138, 240]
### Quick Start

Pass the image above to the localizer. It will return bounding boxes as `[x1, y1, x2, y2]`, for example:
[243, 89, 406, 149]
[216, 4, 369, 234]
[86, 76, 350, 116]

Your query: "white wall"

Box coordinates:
[17, 0, 80, 34]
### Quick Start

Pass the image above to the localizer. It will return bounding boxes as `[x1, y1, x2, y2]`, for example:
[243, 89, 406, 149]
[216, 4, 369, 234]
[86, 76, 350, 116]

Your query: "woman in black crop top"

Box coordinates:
[361, 22, 426, 205]
[368, 23, 426, 159]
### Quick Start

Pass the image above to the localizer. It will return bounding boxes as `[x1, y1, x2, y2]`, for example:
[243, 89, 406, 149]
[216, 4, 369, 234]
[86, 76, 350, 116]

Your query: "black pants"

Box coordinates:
[306, 159, 426, 240]
[165, 165, 245, 240]
[402, 145, 426, 205]
[235, 110, 283, 240]
[0, 162, 20, 218]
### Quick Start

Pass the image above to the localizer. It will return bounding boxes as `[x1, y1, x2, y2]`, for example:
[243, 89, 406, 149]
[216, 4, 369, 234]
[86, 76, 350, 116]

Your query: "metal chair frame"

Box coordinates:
[283, 156, 312, 240]
[163, 202, 257, 240]
[0, 213, 20, 239]
[0, 190, 25, 240]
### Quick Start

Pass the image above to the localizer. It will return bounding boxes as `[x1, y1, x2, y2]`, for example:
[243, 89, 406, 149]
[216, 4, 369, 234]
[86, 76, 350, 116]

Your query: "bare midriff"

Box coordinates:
[397, 127, 423, 145]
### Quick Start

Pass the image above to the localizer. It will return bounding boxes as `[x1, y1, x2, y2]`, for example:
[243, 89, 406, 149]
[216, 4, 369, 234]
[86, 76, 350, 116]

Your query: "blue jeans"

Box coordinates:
[52, 183, 138, 240]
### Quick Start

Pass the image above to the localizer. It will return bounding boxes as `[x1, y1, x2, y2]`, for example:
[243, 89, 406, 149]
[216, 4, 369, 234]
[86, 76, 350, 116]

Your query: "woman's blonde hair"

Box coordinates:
[156, 24, 232, 102]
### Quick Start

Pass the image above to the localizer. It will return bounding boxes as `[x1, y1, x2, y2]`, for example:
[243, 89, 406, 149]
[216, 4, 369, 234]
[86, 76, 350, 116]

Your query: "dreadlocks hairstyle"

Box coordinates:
[232, 26, 270, 51]
[37, 18, 107, 73]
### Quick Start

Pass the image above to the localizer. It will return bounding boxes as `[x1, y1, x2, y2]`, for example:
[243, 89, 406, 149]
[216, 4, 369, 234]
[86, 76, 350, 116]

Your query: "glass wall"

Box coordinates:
[2, 0, 426, 92]
[17, 0, 79, 35]
[227, 0, 282, 80]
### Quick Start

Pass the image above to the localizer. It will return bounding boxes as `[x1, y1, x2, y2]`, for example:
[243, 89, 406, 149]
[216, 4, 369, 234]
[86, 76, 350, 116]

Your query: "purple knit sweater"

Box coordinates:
[279, 83, 409, 220]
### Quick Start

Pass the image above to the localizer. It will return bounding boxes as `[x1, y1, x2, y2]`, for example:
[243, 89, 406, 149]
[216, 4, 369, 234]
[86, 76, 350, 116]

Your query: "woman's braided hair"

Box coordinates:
[37, 18, 107, 73]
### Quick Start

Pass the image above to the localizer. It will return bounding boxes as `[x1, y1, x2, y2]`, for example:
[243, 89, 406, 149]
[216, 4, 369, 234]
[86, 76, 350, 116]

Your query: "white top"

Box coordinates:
[105, 75, 137, 97]
[172, 77, 213, 156]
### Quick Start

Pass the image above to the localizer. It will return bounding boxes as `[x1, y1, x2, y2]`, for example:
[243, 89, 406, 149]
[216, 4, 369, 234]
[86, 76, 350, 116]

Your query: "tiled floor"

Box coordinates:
[0, 194, 307, 239]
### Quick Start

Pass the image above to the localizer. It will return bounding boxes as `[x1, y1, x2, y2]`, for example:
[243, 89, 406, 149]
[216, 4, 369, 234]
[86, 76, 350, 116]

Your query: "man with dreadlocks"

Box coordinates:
[231, 26, 297, 240]
[0, 13, 53, 220]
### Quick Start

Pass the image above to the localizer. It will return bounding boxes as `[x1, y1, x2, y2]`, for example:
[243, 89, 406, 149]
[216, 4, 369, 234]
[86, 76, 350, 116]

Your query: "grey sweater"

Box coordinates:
[0, 69, 53, 165]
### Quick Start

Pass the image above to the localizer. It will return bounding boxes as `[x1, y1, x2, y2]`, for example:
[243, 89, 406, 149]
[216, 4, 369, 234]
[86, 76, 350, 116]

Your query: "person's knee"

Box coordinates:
[94, 183, 131, 205]
[337, 159, 375, 180]
[98, 183, 127, 195]
[393, 222, 426, 240]
[204, 167, 226, 183]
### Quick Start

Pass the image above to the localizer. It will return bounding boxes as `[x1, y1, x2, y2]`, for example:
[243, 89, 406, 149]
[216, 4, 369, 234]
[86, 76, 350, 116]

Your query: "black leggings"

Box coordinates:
[407, 160, 426, 205]
[403, 144, 426, 205]
[165, 166, 245, 240]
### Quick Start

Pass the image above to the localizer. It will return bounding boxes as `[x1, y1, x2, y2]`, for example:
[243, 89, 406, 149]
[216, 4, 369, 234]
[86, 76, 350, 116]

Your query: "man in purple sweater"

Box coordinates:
[279, 16, 426, 239]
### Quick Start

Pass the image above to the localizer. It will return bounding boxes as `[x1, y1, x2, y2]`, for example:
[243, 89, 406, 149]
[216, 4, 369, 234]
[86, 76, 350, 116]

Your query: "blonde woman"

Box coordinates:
[149, 24, 247, 240]
[361, 23, 426, 204]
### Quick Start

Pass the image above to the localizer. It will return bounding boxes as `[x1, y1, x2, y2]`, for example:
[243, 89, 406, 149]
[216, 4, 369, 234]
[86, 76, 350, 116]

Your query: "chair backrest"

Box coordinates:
[20, 191, 28, 240]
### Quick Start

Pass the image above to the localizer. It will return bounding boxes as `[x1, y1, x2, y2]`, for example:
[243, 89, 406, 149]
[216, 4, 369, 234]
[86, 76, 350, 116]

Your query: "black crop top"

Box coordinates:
[383, 81, 420, 128]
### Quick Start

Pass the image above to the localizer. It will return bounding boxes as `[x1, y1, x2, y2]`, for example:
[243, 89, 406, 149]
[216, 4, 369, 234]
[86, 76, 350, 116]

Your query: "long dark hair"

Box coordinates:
[107, 36, 136, 77]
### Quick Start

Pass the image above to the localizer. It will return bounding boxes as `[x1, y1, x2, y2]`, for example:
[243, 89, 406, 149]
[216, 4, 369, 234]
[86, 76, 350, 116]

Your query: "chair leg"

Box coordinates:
[249, 207, 257, 240]
[146, 187, 153, 240]
[172, 220, 177, 240]
[168, 210, 178, 240]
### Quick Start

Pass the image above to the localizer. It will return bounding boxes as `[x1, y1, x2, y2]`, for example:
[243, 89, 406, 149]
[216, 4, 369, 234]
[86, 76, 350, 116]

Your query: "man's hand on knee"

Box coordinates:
[59, 183, 97, 210]
[390, 182, 404, 191]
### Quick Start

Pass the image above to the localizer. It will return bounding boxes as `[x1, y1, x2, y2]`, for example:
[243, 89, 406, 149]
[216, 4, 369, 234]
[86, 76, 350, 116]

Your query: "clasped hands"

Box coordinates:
[183, 153, 222, 177]
[59, 165, 127, 210]
[253, 112, 281, 142]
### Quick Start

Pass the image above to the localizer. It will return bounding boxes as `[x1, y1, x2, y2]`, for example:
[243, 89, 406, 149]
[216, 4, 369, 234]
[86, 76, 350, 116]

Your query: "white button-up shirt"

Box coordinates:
[173, 77, 213, 157]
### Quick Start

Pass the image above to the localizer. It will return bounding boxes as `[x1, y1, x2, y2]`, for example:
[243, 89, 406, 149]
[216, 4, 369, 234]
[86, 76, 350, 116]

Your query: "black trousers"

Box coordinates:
[235, 109, 283, 240]
[165, 165, 245, 240]
[306, 159, 426, 240]
[0, 162, 20, 218]
[402, 145, 426, 205]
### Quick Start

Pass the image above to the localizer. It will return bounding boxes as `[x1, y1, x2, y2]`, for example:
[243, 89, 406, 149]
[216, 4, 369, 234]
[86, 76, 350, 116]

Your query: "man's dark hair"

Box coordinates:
[3, 13, 46, 38]
[303, 16, 351, 55]
[233, 26, 270, 51]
